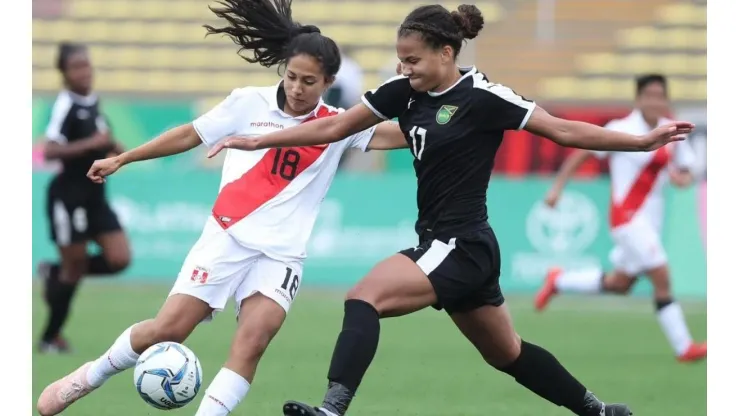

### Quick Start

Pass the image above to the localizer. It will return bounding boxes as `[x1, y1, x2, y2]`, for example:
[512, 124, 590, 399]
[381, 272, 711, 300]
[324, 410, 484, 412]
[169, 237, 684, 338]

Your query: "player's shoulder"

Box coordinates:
[50, 90, 75, 111]
[468, 70, 532, 104]
[372, 74, 411, 93]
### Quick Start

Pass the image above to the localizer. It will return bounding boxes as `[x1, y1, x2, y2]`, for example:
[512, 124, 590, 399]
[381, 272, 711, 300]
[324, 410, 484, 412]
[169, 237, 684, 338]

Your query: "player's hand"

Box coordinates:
[639, 121, 695, 151]
[206, 136, 260, 158]
[544, 189, 561, 208]
[87, 156, 123, 184]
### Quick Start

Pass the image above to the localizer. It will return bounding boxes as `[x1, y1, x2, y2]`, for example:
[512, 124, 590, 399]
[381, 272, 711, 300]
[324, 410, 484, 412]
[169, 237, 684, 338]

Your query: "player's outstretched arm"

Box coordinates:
[544, 150, 592, 208]
[87, 123, 202, 183]
[207, 104, 382, 157]
[367, 121, 408, 150]
[524, 106, 694, 151]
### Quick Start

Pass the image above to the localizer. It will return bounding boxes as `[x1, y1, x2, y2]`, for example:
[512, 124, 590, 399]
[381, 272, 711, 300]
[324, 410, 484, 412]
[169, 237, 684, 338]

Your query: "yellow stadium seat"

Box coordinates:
[539, 76, 706, 102]
[656, 3, 707, 26]
[69, 1, 502, 25]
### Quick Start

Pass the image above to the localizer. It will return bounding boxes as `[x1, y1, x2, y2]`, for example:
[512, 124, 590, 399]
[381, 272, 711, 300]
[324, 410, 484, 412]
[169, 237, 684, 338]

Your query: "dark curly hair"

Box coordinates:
[398, 4, 485, 57]
[203, 0, 341, 79]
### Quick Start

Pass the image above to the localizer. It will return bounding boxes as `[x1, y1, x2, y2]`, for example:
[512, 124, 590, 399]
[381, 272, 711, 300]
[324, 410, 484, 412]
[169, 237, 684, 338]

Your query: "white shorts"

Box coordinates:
[169, 217, 303, 319]
[609, 216, 667, 276]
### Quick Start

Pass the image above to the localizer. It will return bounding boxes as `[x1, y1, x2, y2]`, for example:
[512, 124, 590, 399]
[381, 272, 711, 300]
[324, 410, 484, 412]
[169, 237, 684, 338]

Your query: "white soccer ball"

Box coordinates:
[134, 342, 203, 410]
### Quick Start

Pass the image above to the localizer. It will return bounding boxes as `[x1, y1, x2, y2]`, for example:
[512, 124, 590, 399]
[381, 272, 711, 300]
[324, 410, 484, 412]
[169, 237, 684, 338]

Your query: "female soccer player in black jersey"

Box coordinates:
[210, 4, 693, 416]
[38, 42, 130, 353]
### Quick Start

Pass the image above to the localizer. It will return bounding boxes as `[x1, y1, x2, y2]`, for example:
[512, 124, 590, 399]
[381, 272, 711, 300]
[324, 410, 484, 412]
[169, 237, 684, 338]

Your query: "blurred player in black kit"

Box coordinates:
[38, 42, 131, 353]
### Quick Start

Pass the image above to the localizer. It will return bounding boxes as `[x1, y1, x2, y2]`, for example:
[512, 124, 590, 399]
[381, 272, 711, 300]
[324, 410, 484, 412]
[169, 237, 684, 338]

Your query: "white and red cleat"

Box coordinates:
[677, 342, 707, 363]
[37, 362, 97, 416]
[535, 268, 562, 312]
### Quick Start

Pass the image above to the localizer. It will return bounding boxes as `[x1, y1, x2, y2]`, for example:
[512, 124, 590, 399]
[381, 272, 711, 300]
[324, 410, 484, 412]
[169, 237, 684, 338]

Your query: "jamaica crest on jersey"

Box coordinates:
[436, 105, 458, 125]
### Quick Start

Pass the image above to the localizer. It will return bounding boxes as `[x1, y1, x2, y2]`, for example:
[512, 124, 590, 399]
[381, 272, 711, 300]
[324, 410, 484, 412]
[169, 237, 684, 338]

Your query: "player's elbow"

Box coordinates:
[43, 143, 61, 160]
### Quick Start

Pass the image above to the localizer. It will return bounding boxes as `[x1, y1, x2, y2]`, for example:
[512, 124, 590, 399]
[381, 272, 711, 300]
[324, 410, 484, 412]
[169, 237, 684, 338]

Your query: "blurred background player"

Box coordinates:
[37, 42, 131, 354]
[535, 74, 707, 363]
[36, 1, 407, 415]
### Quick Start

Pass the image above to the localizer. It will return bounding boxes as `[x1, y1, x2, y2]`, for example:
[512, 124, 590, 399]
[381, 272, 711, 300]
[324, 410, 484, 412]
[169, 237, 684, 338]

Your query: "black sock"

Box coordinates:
[322, 300, 380, 415]
[41, 281, 79, 343]
[88, 255, 123, 275]
[501, 341, 594, 415]
[47, 255, 122, 277]
[655, 297, 674, 311]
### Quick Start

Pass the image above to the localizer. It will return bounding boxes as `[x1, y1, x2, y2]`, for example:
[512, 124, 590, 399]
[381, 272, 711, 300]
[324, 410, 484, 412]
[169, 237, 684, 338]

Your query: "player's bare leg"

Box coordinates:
[535, 267, 636, 311]
[194, 293, 287, 415]
[36, 294, 212, 416]
[646, 264, 707, 362]
[283, 254, 437, 416]
[451, 303, 632, 416]
[39, 242, 87, 354]
[91, 230, 132, 275]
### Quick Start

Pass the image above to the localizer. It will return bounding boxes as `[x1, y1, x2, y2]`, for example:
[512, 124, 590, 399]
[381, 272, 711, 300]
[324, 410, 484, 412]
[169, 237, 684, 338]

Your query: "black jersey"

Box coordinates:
[362, 67, 535, 238]
[45, 90, 112, 182]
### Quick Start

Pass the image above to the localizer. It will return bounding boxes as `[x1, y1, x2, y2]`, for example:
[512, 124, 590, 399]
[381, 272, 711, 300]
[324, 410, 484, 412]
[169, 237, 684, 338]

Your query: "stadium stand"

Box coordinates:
[32, 0, 503, 102]
[475, 0, 705, 103]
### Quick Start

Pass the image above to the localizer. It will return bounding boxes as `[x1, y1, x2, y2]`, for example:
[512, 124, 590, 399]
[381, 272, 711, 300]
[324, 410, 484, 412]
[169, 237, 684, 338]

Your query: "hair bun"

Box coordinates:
[297, 24, 321, 35]
[451, 4, 484, 40]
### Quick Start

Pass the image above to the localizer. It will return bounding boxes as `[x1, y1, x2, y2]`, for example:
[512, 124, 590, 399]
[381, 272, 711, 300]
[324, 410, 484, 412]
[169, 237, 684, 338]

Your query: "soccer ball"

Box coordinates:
[134, 342, 203, 410]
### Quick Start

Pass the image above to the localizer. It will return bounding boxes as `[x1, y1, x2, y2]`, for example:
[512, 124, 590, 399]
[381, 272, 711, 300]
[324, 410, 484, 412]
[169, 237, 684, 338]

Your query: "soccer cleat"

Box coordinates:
[37, 362, 97, 416]
[677, 341, 707, 363]
[283, 401, 337, 416]
[535, 268, 562, 311]
[583, 391, 633, 416]
[38, 336, 72, 355]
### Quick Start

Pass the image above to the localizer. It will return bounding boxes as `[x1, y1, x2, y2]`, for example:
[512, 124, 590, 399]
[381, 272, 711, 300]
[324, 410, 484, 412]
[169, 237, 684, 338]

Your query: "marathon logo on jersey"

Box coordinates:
[250, 121, 285, 129]
[436, 105, 458, 125]
[191, 266, 210, 284]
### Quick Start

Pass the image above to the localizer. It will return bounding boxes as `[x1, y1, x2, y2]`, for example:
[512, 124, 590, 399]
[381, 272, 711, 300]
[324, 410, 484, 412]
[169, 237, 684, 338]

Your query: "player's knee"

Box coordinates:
[482, 334, 522, 369]
[232, 328, 273, 363]
[345, 285, 379, 309]
[105, 254, 130, 273]
[604, 277, 633, 294]
[148, 316, 193, 344]
[61, 258, 86, 282]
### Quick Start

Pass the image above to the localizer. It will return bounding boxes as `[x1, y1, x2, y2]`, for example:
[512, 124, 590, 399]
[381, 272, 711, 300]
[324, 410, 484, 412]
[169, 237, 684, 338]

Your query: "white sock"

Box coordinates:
[319, 407, 340, 416]
[86, 324, 141, 387]
[554, 268, 603, 293]
[657, 302, 693, 356]
[194, 368, 250, 415]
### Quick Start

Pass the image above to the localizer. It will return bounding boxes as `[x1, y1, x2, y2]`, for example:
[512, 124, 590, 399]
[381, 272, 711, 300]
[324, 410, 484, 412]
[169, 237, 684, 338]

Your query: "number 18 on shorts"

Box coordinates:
[169, 218, 303, 318]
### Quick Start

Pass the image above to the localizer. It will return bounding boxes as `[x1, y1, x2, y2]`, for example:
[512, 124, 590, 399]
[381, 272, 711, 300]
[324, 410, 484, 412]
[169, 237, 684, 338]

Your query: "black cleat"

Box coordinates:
[604, 403, 633, 416]
[583, 391, 632, 416]
[283, 401, 332, 416]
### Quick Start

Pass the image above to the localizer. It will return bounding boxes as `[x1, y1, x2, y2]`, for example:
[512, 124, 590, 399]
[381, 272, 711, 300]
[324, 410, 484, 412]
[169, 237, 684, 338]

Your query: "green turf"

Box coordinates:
[32, 282, 707, 415]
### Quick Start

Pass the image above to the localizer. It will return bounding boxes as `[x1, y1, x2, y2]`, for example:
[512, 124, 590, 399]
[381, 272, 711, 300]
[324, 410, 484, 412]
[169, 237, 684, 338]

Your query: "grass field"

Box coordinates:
[32, 282, 707, 416]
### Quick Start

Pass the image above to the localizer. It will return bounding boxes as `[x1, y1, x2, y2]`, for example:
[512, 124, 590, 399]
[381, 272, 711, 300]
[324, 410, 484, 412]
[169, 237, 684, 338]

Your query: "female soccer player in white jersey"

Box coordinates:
[535, 74, 707, 363]
[35, 1, 407, 415]
[205, 5, 694, 416]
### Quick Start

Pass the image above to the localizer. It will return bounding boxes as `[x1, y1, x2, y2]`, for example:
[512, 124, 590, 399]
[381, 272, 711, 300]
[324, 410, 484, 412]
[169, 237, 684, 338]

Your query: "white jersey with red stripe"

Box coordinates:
[591, 110, 696, 232]
[192, 84, 376, 261]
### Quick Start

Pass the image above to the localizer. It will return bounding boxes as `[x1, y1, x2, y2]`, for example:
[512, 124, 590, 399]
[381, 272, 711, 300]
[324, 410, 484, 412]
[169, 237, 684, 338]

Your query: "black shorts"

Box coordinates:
[46, 178, 122, 246]
[400, 227, 504, 314]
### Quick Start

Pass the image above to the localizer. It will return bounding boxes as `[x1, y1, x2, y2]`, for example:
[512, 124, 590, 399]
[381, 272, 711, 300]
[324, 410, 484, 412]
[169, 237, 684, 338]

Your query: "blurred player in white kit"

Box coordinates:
[535, 74, 707, 363]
